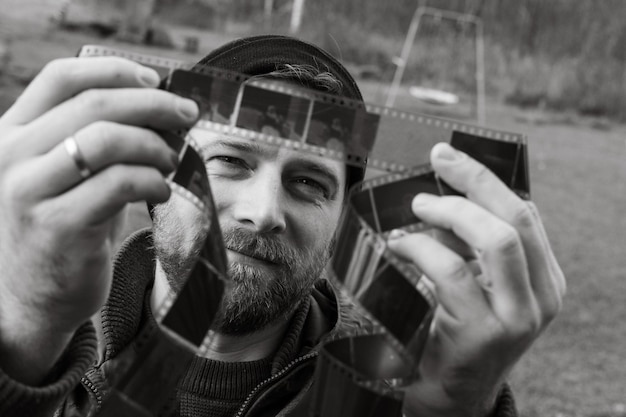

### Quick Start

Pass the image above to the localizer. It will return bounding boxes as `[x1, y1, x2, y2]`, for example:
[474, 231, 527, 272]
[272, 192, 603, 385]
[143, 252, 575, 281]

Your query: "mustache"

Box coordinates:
[222, 228, 302, 268]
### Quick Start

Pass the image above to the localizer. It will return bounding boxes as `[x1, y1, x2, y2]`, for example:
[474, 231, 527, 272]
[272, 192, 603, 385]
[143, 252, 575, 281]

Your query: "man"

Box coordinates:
[0, 35, 565, 416]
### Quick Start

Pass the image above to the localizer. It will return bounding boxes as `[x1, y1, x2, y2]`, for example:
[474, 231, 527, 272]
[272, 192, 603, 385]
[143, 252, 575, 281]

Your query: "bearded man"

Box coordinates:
[0, 36, 565, 417]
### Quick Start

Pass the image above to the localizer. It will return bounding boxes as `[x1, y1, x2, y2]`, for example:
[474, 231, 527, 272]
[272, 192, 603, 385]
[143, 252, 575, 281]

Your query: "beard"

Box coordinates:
[152, 199, 332, 335]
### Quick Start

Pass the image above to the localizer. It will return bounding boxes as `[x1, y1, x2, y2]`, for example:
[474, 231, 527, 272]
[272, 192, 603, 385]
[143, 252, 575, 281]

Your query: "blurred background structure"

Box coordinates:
[3, 0, 625, 123]
[1, 1, 625, 416]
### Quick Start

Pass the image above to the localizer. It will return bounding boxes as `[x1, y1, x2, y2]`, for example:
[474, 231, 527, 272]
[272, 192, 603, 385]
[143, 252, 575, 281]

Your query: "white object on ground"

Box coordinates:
[409, 86, 459, 105]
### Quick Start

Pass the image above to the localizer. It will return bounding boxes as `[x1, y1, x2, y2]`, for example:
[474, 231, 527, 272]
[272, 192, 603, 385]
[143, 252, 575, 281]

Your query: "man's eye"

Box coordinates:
[207, 156, 249, 175]
[293, 178, 329, 199]
[214, 156, 243, 165]
[208, 156, 248, 169]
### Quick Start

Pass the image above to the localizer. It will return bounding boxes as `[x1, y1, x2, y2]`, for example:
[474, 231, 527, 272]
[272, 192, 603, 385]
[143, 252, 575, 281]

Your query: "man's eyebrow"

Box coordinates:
[200, 138, 266, 157]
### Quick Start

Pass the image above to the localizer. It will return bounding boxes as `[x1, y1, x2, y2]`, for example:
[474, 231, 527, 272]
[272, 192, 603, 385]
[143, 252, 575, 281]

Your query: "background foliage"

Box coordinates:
[155, 0, 626, 120]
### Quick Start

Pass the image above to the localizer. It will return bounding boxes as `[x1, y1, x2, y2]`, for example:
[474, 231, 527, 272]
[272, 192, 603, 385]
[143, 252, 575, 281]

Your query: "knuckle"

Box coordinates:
[106, 166, 138, 199]
[103, 57, 133, 81]
[140, 89, 163, 110]
[146, 130, 166, 150]
[521, 310, 542, 335]
[87, 121, 117, 155]
[447, 196, 468, 212]
[492, 311, 539, 343]
[471, 163, 493, 187]
[487, 225, 521, 255]
[508, 201, 535, 229]
[118, 180, 138, 200]
[160, 91, 179, 115]
[505, 320, 537, 342]
[75, 89, 108, 114]
[542, 291, 564, 323]
[92, 120, 115, 136]
[441, 258, 469, 281]
[130, 89, 168, 119]
[40, 58, 73, 83]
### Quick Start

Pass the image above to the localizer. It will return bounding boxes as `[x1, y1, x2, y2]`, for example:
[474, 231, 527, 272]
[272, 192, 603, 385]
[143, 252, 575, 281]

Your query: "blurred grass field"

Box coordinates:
[1, 2, 625, 416]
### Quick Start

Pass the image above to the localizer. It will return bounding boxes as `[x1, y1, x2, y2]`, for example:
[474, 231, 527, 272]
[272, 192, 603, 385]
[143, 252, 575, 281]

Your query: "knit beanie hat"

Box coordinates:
[192, 34, 367, 191]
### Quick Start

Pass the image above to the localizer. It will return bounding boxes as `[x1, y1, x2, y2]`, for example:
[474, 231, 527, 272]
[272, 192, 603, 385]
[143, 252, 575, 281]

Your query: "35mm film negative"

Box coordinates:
[91, 132, 231, 414]
[78, 45, 529, 199]
[308, 180, 437, 416]
[77, 45, 531, 416]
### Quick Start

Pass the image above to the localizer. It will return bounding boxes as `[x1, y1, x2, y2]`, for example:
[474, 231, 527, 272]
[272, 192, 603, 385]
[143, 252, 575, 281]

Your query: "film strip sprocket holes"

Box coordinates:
[77, 45, 530, 200]
[78, 44, 192, 78]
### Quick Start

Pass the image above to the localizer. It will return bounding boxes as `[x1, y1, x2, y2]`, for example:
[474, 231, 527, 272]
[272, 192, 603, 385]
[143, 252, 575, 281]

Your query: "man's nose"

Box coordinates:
[232, 173, 287, 234]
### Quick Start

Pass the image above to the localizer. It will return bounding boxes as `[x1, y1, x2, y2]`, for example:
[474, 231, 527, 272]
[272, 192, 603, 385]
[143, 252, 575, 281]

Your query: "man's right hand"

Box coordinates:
[0, 57, 199, 385]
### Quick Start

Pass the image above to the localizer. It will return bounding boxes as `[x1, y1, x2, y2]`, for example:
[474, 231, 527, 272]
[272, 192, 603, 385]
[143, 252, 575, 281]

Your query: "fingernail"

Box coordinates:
[433, 142, 463, 161]
[412, 193, 438, 208]
[137, 66, 160, 87]
[177, 98, 199, 121]
[388, 229, 407, 240]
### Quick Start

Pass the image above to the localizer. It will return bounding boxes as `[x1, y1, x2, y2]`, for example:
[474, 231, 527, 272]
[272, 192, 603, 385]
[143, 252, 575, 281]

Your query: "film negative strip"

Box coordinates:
[76, 45, 532, 416]
[152, 131, 229, 349]
[77, 45, 529, 200]
[78, 44, 192, 78]
[310, 334, 407, 417]
[307, 186, 436, 416]
[88, 132, 230, 414]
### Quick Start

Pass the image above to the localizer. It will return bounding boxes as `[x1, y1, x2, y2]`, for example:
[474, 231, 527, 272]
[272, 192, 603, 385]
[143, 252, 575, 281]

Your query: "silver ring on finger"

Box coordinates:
[63, 135, 92, 179]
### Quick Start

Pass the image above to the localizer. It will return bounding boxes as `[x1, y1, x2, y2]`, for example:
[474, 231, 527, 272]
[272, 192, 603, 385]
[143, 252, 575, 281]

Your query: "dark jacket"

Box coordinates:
[0, 229, 518, 416]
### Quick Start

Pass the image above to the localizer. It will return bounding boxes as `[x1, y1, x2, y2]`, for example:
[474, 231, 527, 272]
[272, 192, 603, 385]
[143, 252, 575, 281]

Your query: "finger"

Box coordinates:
[527, 202, 566, 298]
[0, 57, 161, 127]
[429, 228, 475, 260]
[16, 88, 198, 157]
[522, 202, 566, 323]
[387, 232, 489, 320]
[431, 143, 564, 316]
[411, 193, 539, 323]
[24, 122, 179, 197]
[37, 165, 170, 227]
[431, 142, 521, 214]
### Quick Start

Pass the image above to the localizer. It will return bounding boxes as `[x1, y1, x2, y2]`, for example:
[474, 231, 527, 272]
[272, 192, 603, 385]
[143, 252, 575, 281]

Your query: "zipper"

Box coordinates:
[80, 375, 103, 408]
[234, 351, 318, 417]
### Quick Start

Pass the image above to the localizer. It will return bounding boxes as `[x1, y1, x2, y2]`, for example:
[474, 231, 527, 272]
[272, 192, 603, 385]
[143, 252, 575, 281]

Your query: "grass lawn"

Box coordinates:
[1, 4, 625, 416]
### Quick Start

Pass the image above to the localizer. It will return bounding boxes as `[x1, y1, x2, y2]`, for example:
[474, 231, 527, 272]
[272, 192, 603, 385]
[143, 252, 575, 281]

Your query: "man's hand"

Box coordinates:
[387, 142, 566, 417]
[0, 57, 199, 385]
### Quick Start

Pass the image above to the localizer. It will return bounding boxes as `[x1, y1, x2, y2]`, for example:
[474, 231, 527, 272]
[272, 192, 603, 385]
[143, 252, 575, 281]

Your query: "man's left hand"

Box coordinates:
[387, 142, 566, 417]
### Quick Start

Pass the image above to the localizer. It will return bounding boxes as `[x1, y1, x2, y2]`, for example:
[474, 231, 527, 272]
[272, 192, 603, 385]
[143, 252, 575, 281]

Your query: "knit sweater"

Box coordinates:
[141, 275, 319, 416]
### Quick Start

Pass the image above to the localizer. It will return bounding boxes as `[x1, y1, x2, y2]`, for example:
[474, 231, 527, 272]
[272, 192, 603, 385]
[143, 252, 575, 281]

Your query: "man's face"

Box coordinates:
[153, 130, 346, 335]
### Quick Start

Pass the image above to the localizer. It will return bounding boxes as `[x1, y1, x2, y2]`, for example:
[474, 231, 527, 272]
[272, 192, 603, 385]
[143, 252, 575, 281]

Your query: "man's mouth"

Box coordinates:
[226, 248, 280, 267]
